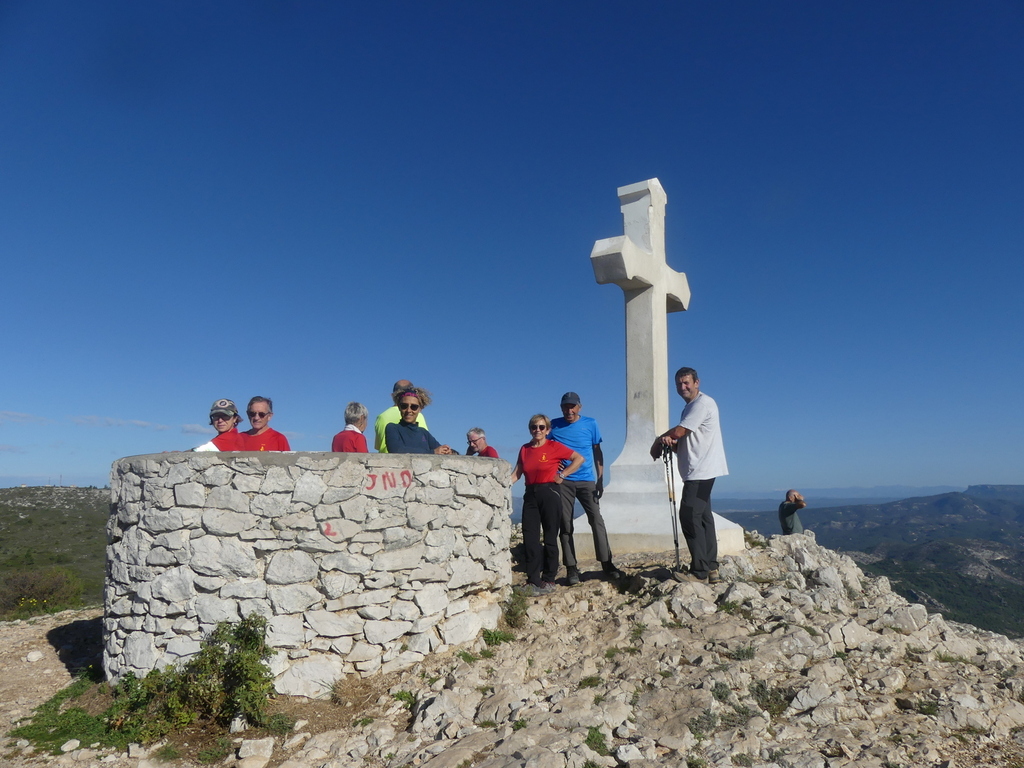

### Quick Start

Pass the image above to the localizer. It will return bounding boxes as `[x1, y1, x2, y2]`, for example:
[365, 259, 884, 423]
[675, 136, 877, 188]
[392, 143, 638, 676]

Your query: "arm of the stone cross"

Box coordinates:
[591, 236, 654, 290]
[663, 263, 691, 313]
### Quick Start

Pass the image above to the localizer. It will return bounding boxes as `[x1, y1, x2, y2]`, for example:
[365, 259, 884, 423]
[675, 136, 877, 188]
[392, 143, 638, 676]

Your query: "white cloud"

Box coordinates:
[181, 424, 210, 435]
[0, 444, 26, 453]
[0, 411, 48, 425]
[70, 416, 170, 430]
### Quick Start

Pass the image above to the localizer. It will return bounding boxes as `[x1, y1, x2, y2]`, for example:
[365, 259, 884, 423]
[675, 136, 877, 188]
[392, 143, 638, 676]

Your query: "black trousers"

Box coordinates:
[557, 479, 613, 567]
[679, 478, 718, 579]
[522, 483, 562, 585]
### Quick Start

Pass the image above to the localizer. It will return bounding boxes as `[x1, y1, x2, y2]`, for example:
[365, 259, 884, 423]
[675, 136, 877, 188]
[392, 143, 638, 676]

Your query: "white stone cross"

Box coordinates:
[591, 178, 690, 461]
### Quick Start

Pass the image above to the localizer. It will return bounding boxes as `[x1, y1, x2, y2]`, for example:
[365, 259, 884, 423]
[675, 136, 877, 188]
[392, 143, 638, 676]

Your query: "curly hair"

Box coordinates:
[394, 387, 433, 408]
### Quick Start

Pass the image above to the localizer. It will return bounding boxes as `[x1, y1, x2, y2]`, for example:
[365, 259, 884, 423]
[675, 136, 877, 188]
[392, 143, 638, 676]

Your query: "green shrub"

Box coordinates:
[482, 628, 516, 646]
[749, 680, 795, 717]
[503, 591, 529, 629]
[688, 709, 717, 738]
[105, 614, 275, 743]
[711, 681, 731, 702]
[196, 737, 233, 764]
[725, 645, 755, 661]
[15, 616, 275, 753]
[392, 690, 416, 709]
[0, 567, 83, 619]
[579, 675, 604, 689]
[720, 703, 757, 728]
[916, 699, 939, 716]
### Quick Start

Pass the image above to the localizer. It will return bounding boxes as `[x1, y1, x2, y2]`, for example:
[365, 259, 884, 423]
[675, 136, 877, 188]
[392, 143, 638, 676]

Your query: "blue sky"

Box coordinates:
[1, 1, 1022, 494]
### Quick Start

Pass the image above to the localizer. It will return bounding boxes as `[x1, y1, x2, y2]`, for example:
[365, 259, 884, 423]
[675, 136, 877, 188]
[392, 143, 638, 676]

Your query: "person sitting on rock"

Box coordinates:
[779, 489, 807, 535]
[332, 402, 369, 452]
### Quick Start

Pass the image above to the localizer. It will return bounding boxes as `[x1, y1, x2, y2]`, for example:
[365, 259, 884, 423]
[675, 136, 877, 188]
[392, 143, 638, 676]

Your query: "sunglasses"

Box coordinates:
[398, 402, 421, 411]
[529, 424, 548, 431]
[247, 411, 270, 418]
[211, 414, 234, 422]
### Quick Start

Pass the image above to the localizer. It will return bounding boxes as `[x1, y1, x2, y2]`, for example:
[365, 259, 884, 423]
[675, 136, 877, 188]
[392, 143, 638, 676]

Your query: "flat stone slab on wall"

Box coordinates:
[106, 452, 512, 698]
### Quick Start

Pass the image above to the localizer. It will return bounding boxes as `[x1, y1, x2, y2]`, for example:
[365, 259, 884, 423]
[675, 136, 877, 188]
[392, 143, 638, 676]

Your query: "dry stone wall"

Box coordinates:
[105, 452, 512, 697]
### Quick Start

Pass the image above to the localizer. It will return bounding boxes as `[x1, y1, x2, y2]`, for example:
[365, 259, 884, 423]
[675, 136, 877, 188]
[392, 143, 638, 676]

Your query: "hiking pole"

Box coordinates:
[663, 449, 682, 575]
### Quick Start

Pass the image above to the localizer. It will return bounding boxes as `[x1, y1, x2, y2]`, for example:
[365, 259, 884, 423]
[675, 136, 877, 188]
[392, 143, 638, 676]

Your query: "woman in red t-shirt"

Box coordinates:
[193, 399, 246, 452]
[510, 414, 584, 596]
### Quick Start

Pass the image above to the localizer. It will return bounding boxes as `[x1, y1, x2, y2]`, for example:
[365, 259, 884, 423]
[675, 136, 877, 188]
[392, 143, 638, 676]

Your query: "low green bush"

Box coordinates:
[0, 567, 83, 620]
[12, 614, 275, 752]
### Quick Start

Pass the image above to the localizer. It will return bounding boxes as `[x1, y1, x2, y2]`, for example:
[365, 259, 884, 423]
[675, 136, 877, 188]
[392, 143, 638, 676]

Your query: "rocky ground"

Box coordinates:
[5, 531, 1024, 767]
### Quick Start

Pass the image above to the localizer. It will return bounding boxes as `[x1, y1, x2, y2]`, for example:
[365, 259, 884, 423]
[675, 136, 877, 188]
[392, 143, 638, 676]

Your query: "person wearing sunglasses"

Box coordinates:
[242, 395, 291, 451]
[465, 427, 499, 458]
[374, 379, 430, 453]
[193, 399, 246, 452]
[384, 388, 453, 455]
[509, 414, 584, 596]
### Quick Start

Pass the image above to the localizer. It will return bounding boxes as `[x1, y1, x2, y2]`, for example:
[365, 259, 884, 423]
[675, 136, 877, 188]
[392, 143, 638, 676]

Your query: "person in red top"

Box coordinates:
[243, 396, 291, 451]
[193, 399, 246, 451]
[465, 427, 499, 458]
[509, 414, 584, 596]
[332, 402, 369, 453]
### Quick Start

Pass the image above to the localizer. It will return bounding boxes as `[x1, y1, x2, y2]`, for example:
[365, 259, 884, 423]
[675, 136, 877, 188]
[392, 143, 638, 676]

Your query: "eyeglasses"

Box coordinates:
[247, 411, 270, 418]
[529, 424, 547, 431]
[468, 436, 484, 443]
[212, 414, 234, 422]
[398, 402, 421, 411]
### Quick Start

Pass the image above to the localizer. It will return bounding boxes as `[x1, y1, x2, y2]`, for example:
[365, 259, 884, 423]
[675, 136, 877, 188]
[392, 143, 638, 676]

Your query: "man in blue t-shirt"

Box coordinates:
[549, 392, 623, 584]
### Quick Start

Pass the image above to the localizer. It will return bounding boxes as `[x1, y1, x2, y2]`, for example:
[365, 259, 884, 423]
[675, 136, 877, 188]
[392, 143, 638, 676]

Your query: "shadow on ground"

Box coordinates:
[47, 616, 103, 677]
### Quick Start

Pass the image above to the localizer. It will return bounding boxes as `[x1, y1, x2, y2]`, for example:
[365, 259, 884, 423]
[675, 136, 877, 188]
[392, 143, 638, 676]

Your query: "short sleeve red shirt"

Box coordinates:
[211, 428, 246, 451]
[243, 427, 291, 451]
[516, 440, 574, 485]
[478, 445, 499, 458]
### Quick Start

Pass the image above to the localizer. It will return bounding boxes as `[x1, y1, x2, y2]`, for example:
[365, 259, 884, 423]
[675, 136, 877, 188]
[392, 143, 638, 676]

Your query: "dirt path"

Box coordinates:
[0, 607, 104, 764]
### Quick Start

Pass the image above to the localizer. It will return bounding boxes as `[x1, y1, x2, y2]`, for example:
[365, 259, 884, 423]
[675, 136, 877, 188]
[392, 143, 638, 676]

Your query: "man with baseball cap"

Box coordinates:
[549, 391, 623, 583]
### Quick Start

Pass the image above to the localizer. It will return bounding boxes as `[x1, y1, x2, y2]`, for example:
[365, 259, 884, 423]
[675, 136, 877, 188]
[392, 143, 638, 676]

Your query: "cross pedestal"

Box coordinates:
[577, 179, 744, 559]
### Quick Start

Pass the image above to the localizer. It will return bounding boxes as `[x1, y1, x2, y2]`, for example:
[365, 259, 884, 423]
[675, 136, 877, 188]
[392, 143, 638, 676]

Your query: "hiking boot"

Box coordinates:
[602, 561, 624, 580]
[566, 566, 581, 586]
[671, 569, 707, 584]
[708, 569, 722, 584]
[514, 582, 556, 597]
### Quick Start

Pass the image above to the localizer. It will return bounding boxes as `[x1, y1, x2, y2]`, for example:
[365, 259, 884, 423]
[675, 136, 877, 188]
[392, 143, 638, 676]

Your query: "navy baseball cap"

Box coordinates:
[560, 392, 581, 406]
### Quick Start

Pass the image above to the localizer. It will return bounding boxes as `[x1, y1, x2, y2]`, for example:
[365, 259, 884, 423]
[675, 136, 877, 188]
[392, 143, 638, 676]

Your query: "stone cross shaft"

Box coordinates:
[590, 178, 690, 459]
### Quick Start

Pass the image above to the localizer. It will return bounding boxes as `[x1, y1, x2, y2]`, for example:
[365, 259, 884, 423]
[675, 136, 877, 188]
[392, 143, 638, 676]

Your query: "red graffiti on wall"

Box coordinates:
[365, 470, 416, 490]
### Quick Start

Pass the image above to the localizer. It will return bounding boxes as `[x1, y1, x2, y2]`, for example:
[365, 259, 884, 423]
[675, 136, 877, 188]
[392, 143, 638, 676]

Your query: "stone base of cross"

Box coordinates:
[577, 178, 744, 560]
